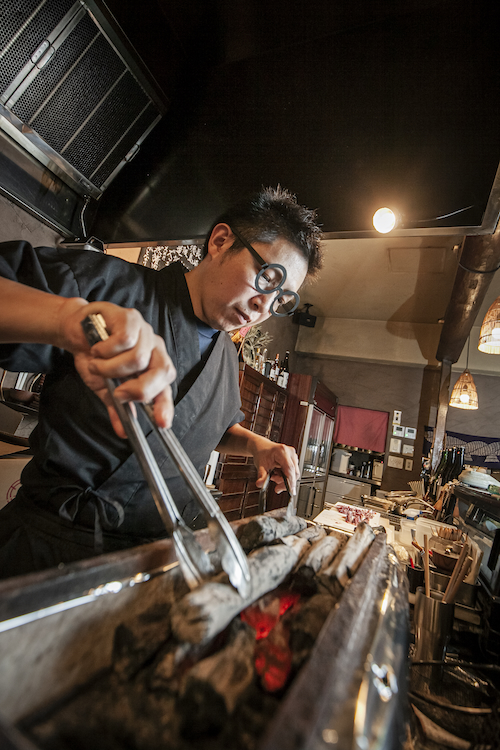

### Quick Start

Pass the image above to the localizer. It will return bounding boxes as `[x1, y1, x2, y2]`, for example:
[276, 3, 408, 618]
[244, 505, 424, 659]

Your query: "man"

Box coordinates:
[0, 186, 323, 577]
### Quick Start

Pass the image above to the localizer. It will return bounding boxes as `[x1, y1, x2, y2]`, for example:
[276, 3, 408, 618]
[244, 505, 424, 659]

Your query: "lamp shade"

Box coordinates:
[478, 297, 500, 353]
[449, 369, 479, 409]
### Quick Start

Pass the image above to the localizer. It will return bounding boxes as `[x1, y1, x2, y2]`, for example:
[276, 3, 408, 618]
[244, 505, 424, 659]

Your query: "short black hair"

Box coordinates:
[203, 186, 323, 277]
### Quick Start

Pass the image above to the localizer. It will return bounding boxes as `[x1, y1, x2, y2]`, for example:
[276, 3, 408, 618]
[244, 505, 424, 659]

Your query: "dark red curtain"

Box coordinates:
[333, 405, 389, 453]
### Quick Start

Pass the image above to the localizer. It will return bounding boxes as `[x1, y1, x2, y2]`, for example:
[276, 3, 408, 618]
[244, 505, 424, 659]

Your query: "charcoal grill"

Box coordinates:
[0, 512, 409, 750]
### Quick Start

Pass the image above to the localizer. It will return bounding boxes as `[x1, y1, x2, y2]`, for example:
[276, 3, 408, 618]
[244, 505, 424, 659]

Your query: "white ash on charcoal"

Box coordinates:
[292, 531, 349, 595]
[176, 619, 256, 738]
[171, 539, 309, 645]
[317, 521, 376, 598]
[279, 533, 311, 558]
[237, 513, 307, 550]
[295, 524, 328, 543]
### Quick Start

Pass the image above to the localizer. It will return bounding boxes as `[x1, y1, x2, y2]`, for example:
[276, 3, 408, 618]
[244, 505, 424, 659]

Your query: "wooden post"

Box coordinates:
[429, 360, 452, 473]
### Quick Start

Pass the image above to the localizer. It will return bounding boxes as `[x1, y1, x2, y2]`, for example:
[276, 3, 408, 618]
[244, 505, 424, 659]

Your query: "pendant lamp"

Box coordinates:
[449, 337, 479, 410]
[478, 297, 500, 353]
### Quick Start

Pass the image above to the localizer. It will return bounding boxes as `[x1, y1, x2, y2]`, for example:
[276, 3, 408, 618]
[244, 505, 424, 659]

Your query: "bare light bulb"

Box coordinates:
[460, 393, 470, 404]
[373, 207, 397, 233]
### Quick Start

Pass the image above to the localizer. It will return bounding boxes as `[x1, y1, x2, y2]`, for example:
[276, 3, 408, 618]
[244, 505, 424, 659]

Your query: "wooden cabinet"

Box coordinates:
[215, 365, 288, 520]
[279, 374, 338, 519]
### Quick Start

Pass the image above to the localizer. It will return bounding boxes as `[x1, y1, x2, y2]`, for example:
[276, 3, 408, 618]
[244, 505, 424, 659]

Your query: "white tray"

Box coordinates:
[315, 502, 381, 532]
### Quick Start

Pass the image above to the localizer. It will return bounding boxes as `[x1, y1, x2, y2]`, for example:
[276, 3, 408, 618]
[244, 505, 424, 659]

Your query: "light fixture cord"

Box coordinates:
[466, 335, 470, 369]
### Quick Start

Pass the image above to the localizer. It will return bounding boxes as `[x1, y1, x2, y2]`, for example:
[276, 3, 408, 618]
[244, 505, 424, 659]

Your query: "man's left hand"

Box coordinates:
[253, 439, 300, 496]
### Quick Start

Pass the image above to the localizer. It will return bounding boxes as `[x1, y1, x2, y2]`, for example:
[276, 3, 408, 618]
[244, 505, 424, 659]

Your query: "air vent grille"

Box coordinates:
[0, 0, 163, 195]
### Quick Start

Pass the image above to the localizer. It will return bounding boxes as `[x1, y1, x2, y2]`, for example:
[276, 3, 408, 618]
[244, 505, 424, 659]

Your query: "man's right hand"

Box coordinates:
[59, 299, 176, 438]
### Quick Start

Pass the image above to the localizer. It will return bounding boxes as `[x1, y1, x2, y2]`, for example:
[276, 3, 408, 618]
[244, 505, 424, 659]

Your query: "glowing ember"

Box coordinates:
[254, 621, 293, 692]
[240, 590, 300, 640]
[240, 589, 301, 692]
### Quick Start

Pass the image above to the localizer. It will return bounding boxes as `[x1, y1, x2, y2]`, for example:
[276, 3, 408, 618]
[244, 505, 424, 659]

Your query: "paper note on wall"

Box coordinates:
[387, 455, 404, 470]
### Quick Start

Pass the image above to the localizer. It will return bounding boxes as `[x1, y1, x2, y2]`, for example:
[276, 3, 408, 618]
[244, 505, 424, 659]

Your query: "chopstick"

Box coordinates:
[444, 555, 472, 605]
[423, 534, 431, 597]
[443, 536, 469, 604]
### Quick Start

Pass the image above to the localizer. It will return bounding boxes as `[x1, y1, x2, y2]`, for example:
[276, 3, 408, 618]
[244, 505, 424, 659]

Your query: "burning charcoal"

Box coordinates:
[254, 619, 293, 693]
[237, 513, 307, 550]
[171, 542, 300, 645]
[240, 587, 300, 639]
[317, 522, 375, 598]
[112, 602, 171, 681]
[285, 593, 337, 668]
[177, 620, 256, 738]
[292, 533, 347, 594]
[295, 524, 328, 542]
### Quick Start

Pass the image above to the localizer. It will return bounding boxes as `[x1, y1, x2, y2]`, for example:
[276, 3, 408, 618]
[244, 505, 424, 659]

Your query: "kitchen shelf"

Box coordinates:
[333, 443, 384, 458]
[329, 470, 382, 487]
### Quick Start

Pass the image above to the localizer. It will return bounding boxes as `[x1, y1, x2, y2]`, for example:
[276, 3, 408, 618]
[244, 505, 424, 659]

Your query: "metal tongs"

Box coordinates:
[258, 469, 297, 518]
[81, 313, 252, 599]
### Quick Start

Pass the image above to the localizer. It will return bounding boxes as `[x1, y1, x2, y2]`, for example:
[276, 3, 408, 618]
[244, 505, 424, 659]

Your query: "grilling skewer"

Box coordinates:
[81, 313, 252, 599]
[423, 534, 431, 597]
[442, 537, 470, 604]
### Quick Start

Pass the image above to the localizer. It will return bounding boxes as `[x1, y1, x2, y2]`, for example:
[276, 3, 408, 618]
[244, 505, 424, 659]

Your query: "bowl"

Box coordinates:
[429, 536, 462, 572]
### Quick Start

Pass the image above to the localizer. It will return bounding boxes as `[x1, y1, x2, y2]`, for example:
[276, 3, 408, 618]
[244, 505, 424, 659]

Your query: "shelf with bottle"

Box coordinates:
[252, 348, 290, 389]
[330, 443, 384, 485]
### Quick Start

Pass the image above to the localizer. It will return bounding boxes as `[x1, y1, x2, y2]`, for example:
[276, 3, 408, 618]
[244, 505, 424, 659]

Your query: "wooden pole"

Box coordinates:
[429, 360, 452, 473]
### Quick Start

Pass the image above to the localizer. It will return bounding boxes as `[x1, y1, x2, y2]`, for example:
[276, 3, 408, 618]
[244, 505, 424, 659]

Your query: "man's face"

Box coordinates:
[195, 226, 309, 332]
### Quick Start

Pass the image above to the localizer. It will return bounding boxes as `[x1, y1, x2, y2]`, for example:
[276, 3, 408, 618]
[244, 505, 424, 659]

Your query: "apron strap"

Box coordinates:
[59, 487, 125, 553]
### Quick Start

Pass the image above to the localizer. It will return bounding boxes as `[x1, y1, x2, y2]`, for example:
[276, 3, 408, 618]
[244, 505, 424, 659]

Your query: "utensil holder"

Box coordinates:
[413, 586, 454, 662]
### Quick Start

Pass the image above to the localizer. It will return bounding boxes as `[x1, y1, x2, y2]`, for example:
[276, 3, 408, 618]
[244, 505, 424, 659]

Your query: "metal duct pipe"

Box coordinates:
[436, 227, 500, 364]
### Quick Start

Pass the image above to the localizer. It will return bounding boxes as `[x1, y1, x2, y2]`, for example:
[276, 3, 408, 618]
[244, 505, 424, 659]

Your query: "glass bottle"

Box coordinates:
[277, 350, 290, 388]
[450, 446, 465, 481]
[442, 446, 457, 485]
[270, 353, 280, 381]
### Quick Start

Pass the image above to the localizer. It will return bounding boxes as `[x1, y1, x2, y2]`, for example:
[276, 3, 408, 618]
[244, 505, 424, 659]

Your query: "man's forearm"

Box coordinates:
[0, 277, 73, 346]
[216, 424, 300, 494]
[216, 423, 268, 457]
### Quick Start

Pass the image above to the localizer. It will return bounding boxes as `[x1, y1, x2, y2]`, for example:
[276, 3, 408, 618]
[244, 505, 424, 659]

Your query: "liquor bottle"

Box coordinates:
[270, 353, 280, 382]
[277, 350, 290, 388]
[441, 446, 457, 485]
[420, 458, 431, 495]
[260, 348, 268, 375]
[450, 446, 465, 481]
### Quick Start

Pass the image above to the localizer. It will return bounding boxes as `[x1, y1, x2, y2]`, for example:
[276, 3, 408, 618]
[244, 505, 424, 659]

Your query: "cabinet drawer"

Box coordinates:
[327, 475, 364, 494]
[218, 494, 245, 514]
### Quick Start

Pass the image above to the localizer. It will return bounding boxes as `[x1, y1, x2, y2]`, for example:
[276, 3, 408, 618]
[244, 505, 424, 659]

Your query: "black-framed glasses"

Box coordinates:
[230, 226, 300, 317]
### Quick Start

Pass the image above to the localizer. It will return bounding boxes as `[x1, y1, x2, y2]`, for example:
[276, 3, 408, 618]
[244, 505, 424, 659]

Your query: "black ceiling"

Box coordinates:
[91, 0, 500, 243]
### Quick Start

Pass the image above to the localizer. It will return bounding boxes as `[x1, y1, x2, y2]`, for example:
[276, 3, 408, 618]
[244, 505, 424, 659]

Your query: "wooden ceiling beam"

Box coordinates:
[436, 226, 500, 364]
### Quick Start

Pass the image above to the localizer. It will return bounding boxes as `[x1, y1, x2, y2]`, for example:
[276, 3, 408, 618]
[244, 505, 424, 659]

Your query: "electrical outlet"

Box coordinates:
[393, 410, 402, 425]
